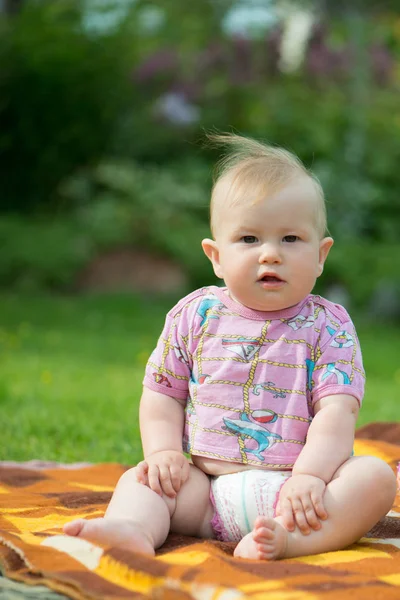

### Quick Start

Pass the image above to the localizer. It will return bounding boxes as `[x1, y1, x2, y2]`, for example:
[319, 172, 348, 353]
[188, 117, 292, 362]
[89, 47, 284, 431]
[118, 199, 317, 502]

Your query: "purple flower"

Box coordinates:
[305, 24, 353, 79]
[229, 36, 254, 84]
[134, 49, 178, 83]
[264, 27, 282, 76]
[196, 42, 227, 73]
[370, 43, 394, 85]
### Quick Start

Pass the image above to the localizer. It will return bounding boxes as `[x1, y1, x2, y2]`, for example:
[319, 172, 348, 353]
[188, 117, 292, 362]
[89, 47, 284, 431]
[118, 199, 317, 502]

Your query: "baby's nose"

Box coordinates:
[259, 243, 281, 263]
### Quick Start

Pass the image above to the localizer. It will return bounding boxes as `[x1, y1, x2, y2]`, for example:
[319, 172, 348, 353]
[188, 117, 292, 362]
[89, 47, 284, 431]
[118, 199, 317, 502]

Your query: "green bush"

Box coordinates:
[0, 216, 93, 291]
[0, 0, 135, 212]
[60, 159, 213, 288]
[0, 160, 214, 291]
[1, 0, 400, 307]
[319, 242, 400, 312]
[3, 0, 400, 242]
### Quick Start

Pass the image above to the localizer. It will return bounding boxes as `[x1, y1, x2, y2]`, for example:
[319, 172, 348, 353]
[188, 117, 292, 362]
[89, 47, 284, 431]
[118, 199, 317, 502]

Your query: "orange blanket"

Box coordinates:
[1, 423, 400, 599]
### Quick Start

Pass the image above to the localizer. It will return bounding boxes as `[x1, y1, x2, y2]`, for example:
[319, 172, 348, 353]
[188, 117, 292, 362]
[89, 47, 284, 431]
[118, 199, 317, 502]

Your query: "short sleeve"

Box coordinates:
[310, 319, 365, 407]
[143, 306, 192, 401]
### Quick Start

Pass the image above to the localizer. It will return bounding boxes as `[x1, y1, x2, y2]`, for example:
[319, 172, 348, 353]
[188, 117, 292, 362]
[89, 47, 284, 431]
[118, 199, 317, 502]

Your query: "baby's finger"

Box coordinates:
[292, 499, 310, 535]
[169, 464, 183, 493]
[302, 500, 321, 530]
[181, 459, 190, 483]
[312, 493, 328, 520]
[279, 497, 295, 532]
[158, 465, 176, 497]
[147, 464, 162, 496]
[135, 461, 148, 484]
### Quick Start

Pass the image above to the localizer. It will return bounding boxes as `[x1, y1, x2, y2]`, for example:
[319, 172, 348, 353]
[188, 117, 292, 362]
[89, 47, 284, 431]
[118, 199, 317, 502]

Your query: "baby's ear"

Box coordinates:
[317, 236, 334, 276]
[201, 239, 223, 279]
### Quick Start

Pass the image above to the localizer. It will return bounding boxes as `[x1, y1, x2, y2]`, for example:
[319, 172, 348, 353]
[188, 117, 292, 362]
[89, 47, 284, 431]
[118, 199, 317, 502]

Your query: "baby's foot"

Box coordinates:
[234, 516, 288, 560]
[63, 518, 155, 556]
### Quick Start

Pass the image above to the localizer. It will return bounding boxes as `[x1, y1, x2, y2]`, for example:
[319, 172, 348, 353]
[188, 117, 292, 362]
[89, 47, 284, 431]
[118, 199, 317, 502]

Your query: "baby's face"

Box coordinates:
[205, 176, 333, 312]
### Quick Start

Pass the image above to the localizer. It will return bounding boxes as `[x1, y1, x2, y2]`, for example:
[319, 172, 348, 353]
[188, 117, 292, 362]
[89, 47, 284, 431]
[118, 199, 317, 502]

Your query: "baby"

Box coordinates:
[64, 133, 396, 560]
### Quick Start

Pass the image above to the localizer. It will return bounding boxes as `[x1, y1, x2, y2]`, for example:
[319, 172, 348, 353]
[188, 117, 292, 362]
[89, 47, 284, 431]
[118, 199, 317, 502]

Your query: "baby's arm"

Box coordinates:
[293, 394, 358, 479]
[277, 394, 359, 533]
[136, 387, 190, 498]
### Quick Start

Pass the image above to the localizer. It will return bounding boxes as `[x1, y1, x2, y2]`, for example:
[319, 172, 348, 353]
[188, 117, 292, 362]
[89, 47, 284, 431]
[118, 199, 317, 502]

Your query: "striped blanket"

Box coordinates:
[1, 423, 400, 600]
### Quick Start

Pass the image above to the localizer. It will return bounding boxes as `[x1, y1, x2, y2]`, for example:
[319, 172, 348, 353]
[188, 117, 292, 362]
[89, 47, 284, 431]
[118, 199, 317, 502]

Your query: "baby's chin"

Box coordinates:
[232, 293, 295, 313]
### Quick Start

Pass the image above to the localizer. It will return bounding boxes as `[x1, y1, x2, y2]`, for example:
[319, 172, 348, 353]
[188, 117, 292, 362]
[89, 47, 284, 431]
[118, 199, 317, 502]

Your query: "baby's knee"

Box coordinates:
[118, 466, 143, 486]
[364, 456, 395, 479]
[362, 457, 397, 501]
[115, 466, 177, 516]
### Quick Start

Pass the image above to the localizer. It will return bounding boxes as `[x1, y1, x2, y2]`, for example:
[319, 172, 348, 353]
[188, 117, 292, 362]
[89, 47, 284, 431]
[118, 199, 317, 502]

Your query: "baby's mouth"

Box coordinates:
[259, 275, 283, 283]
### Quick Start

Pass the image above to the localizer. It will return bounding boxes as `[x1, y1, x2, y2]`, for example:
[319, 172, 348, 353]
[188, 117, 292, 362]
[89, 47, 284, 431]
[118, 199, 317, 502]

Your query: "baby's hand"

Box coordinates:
[276, 474, 327, 535]
[136, 450, 190, 498]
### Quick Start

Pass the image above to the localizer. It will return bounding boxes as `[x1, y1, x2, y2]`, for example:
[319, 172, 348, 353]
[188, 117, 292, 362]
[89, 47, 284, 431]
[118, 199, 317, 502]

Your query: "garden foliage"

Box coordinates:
[0, 0, 399, 310]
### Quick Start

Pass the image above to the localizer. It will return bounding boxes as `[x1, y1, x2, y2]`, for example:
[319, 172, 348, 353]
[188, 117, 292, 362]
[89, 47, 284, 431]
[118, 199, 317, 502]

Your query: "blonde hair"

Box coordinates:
[207, 133, 327, 237]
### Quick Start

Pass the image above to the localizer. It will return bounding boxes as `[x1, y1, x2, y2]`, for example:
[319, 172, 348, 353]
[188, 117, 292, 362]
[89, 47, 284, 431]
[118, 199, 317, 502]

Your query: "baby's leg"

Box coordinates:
[235, 456, 396, 560]
[63, 464, 214, 554]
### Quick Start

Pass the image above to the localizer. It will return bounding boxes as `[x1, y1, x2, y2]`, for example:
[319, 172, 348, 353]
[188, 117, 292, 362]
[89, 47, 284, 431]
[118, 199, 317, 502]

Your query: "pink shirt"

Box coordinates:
[143, 286, 365, 469]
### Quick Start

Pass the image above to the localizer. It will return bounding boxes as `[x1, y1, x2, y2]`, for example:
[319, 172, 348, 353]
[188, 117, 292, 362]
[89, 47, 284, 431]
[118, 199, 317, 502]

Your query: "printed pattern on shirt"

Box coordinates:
[144, 286, 365, 468]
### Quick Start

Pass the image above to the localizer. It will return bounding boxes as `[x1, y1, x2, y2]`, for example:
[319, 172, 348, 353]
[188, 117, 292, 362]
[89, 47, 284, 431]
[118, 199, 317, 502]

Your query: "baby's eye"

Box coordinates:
[283, 235, 300, 243]
[241, 235, 258, 244]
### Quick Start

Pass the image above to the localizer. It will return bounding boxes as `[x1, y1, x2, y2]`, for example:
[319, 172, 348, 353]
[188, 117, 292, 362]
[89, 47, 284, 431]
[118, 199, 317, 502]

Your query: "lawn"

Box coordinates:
[1, 293, 399, 463]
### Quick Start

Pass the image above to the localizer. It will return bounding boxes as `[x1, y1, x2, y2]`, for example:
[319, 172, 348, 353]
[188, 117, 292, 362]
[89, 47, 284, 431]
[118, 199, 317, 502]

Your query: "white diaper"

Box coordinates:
[210, 469, 291, 542]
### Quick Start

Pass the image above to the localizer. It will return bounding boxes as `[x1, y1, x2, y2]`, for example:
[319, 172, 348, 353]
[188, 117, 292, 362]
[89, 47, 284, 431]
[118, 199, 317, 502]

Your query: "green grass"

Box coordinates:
[0, 293, 173, 463]
[1, 293, 399, 463]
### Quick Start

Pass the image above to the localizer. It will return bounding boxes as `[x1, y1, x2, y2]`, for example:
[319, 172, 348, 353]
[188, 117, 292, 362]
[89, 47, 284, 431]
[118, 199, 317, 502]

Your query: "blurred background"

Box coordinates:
[1, 0, 399, 462]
